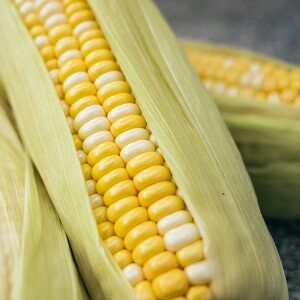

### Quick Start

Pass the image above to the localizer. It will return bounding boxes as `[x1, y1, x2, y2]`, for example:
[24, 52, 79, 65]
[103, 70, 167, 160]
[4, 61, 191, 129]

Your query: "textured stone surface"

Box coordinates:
[155, 0, 300, 298]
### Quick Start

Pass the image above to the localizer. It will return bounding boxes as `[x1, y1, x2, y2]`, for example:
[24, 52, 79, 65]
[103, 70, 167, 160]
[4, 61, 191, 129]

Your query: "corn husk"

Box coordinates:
[0, 103, 87, 299]
[0, 0, 287, 299]
[183, 40, 300, 219]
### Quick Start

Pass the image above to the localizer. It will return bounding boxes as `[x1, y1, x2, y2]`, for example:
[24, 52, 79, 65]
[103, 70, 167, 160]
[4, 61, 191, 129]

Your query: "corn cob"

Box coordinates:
[184, 42, 300, 105]
[14, 1, 211, 299]
[0, 0, 287, 299]
[183, 41, 300, 219]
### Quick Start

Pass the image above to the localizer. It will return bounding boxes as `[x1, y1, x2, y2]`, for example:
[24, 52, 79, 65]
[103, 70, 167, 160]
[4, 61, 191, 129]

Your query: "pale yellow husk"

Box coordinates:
[183, 40, 300, 218]
[0, 103, 87, 299]
[0, 0, 288, 299]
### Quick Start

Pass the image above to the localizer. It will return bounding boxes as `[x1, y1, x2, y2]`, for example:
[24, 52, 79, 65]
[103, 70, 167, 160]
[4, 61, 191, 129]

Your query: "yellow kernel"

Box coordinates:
[103, 93, 135, 113]
[176, 240, 204, 267]
[48, 24, 73, 44]
[79, 29, 104, 46]
[96, 168, 129, 194]
[84, 49, 114, 68]
[114, 207, 148, 238]
[24, 13, 39, 28]
[186, 285, 211, 300]
[81, 38, 109, 57]
[69, 10, 94, 28]
[92, 155, 125, 181]
[281, 89, 297, 103]
[73, 134, 82, 150]
[110, 115, 146, 137]
[143, 251, 178, 281]
[134, 281, 156, 300]
[93, 206, 107, 224]
[132, 235, 165, 265]
[30, 25, 46, 38]
[88, 60, 119, 81]
[40, 45, 55, 61]
[127, 152, 164, 177]
[104, 236, 124, 254]
[46, 59, 58, 71]
[97, 221, 114, 240]
[148, 195, 184, 222]
[133, 166, 171, 191]
[65, 82, 96, 105]
[124, 221, 157, 251]
[104, 180, 137, 206]
[97, 81, 131, 104]
[138, 181, 177, 208]
[55, 36, 79, 57]
[262, 77, 276, 93]
[81, 163, 92, 180]
[152, 269, 189, 299]
[114, 249, 132, 268]
[70, 95, 99, 118]
[59, 59, 86, 83]
[87, 141, 120, 166]
[65, 2, 89, 16]
[107, 196, 139, 223]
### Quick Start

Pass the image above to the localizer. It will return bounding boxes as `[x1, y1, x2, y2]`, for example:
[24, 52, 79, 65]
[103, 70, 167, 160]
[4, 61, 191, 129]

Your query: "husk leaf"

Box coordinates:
[88, 0, 287, 299]
[0, 104, 87, 300]
[183, 40, 300, 218]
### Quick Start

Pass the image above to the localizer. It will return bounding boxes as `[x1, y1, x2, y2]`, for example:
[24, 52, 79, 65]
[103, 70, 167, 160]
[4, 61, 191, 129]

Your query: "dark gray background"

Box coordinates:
[155, 0, 300, 298]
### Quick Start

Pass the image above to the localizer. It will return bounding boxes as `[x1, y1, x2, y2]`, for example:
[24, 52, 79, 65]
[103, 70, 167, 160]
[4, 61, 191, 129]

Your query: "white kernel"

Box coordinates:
[35, 35, 50, 49]
[89, 193, 104, 208]
[82, 131, 114, 153]
[149, 134, 157, 147]
[251, 74, 264, 89]
[158, 210, 192, 235]
[74, 105, 105, 131]
[249, 63, 261, 73]
[115, 128, 149, 149]
[39, 2, 63, 21]
[34, 0, 50, 9]
[123, 263, 144, 286]
[44, 13, 67, 30]
[77, 150, 87, 164]
[120, 140, 155, 163]
[73, 21, 98, 38]
[223, 57, 235, 68]
[240, 73, 251, 87]
[107, 103, 141, 123]
[145, 125, 152, 133]
[94, 71, 125, 90]
[19, 2, 35, 16]
[164, 222, 200, 252]
[78, 117, 111, 139]
[267, 92, 281, 105]
[58, 49, 82, 67]
[63, 72, 90, 92]
[203, 79, 212, 90]
[49, 69, 59, 84]
[185, 261, 212, 284]
[86, 179, 96, 195]
[213, 82, 225, 94]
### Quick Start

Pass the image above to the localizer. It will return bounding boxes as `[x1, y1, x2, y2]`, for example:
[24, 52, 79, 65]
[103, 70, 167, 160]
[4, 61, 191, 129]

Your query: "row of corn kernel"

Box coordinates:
[15, 0, 211, 299]
[188, 50, 300, 105]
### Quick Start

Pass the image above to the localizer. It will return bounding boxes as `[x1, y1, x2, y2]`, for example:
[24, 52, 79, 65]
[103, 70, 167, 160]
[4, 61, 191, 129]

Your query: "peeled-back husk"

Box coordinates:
[0, 103, 87, 299]
[0, 0, 287, 299]
[183, 40, 300, 219]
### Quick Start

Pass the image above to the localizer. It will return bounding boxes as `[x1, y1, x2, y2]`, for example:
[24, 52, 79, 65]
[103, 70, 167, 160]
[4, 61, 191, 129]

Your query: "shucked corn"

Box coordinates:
[186, 45, 300, 105]
[15, 0, 211, 299]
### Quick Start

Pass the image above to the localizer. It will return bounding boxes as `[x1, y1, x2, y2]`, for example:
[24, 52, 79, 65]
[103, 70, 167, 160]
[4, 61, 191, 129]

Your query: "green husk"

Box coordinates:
[183, 40, 300, 219]
[0, 0, 287, 299]
[0, 103, 87, 299]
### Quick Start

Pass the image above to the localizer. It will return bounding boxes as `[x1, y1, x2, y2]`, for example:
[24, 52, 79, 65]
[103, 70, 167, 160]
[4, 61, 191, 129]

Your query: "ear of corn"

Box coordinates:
[184, 40, 300, 219]
[0, 101, 87, 299]
[0, 0, 287, 299]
